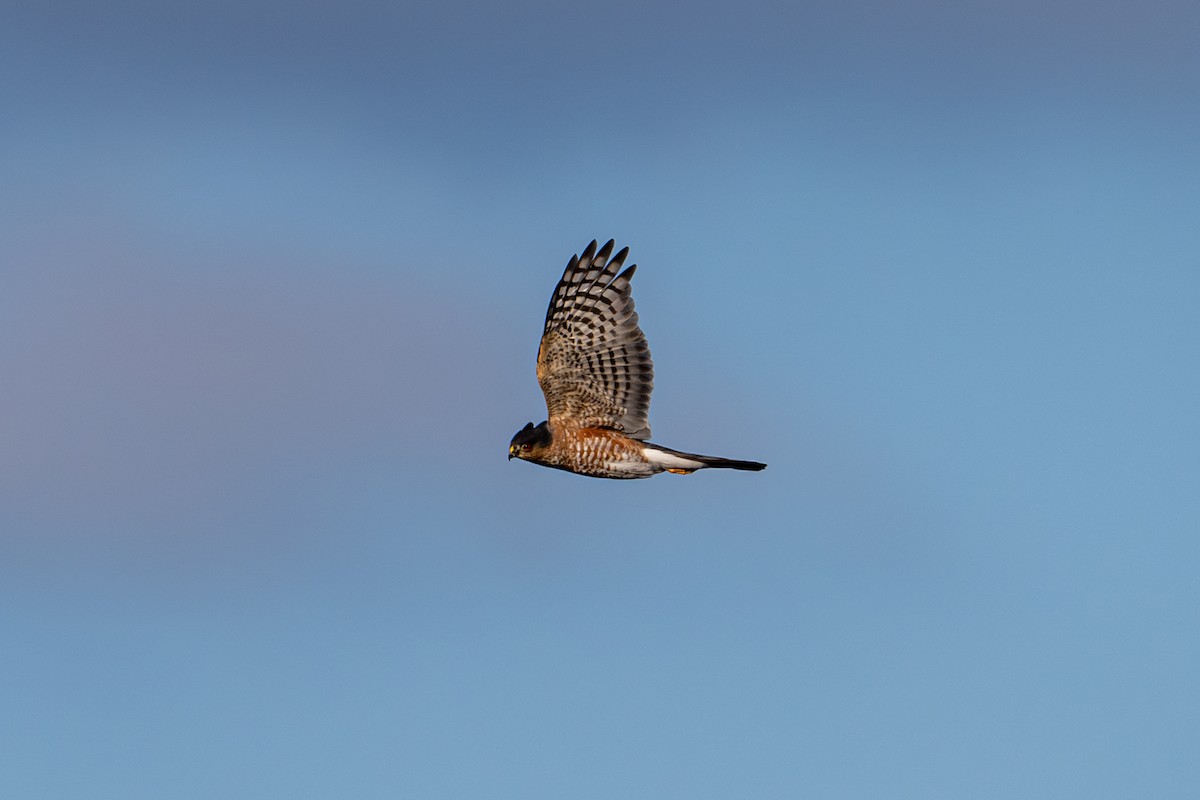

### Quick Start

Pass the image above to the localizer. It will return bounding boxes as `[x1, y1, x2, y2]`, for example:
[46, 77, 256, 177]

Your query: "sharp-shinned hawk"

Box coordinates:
[509, 240, 766, 479]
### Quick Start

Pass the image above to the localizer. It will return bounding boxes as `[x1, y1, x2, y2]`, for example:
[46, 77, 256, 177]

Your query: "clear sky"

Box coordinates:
[2, 2, 1198, 797]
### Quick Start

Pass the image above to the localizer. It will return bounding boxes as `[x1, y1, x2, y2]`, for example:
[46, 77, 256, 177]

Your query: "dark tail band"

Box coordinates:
[693, 454, 767, 471]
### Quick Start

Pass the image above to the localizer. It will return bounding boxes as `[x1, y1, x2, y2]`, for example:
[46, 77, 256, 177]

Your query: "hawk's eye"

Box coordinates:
[520, 443, 531, 452]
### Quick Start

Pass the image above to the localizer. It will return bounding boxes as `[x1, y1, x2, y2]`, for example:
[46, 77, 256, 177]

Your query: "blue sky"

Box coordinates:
[2, 2, 1198, 797]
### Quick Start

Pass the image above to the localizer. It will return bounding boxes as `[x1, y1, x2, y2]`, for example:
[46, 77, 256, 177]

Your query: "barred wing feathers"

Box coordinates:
[536, 239, 654, 439]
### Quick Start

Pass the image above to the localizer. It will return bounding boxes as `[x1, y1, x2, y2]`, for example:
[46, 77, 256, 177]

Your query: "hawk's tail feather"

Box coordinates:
[643, 442, 766, 472]
[686, 453, 768, 471]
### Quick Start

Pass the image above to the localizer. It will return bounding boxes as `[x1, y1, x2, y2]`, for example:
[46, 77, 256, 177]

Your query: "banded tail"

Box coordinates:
[642, 442, 766, 474]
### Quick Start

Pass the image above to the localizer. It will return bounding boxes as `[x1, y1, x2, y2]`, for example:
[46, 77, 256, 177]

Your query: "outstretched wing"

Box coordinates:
[536, 239, 654, 439]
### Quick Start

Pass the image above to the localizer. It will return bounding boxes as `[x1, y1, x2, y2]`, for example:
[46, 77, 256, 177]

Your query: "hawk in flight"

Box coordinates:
[509, 239, 766, 479]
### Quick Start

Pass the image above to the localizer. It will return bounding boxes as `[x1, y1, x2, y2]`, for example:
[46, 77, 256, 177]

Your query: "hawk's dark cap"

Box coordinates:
[510, 420, 551, 450]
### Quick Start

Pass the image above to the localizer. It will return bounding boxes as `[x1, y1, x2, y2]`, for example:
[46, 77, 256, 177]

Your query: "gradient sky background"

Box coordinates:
[2, 1, 1198, 797]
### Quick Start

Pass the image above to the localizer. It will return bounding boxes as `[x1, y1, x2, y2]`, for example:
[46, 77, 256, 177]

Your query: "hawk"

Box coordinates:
[509, 239, 767, 479]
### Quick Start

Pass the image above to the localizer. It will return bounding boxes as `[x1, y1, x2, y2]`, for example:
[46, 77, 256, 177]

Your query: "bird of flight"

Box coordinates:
[509, 240, 766, 479]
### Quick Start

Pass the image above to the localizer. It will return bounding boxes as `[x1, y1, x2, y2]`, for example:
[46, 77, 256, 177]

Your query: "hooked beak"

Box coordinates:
[508, 446, 516, 460]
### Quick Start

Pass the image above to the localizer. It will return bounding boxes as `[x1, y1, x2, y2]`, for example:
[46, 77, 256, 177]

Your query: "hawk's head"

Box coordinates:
[509, 421, 551, 461]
